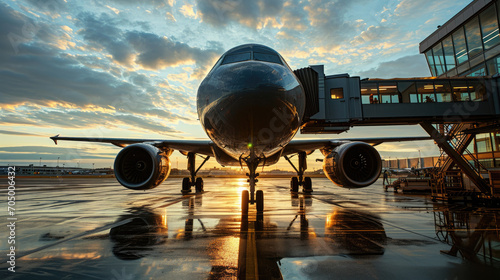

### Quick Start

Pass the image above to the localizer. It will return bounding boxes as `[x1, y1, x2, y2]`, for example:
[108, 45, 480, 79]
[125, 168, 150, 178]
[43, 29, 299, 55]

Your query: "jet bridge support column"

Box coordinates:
[420, 122, 491, 195]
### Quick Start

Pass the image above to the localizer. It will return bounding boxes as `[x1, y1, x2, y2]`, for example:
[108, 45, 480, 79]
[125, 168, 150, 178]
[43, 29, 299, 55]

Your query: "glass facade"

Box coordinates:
[452, 28, 469, 65]
[432, 44, 446, 76]
[480, 5, 500, 50]
[467, 131, 500, 169]
[464, 17, 483, 58]
[486, 56, 500, 74]
[425, 1, 500, 77]
[442, 36, 456, 70]
[476, 133, 493, 153]
[425, 50, 437, 76]
[494, 132, 500, 151]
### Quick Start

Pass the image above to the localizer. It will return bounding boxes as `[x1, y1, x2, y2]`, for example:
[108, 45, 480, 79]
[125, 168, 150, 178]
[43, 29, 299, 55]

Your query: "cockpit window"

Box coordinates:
[221, 52, 251, 65]
[253, 52, 282, 64]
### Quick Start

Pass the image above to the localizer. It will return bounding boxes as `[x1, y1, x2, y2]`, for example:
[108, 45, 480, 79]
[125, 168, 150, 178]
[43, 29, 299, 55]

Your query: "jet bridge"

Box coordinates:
[298, 65, 500, 134]
[296, 66, 500, 201]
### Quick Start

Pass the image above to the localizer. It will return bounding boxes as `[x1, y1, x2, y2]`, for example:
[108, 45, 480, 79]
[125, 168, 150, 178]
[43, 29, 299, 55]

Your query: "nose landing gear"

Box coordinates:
[242, 157, 264, 211]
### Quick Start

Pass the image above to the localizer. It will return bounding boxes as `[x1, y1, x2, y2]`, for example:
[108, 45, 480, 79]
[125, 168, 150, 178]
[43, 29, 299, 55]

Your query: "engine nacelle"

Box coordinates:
[114, 143, 171, 190]
[323, 142, 382, 188]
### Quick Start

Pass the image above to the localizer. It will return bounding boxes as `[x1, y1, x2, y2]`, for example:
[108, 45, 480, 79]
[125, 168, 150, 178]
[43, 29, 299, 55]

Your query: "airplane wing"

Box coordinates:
[50, 135, 214, 156]
[282, 136, 432, 155]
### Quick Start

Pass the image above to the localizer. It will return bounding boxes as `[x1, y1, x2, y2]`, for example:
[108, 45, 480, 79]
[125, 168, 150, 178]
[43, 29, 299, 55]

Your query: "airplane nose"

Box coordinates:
[198, 61, 305, 158]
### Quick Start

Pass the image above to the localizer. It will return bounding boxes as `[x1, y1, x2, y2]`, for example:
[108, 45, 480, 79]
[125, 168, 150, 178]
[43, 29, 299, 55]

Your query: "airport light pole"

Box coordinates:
[57, 157, 60, 167]
[39, 157, 42, 166]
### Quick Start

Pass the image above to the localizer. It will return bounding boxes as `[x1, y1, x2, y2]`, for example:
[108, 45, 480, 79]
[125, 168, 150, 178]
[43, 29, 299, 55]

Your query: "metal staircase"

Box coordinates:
[427, 123, 491, 202]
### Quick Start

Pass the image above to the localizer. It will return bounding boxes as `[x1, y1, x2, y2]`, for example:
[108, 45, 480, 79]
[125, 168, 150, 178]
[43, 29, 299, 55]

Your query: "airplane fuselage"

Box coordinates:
[197, 44, 305, 164]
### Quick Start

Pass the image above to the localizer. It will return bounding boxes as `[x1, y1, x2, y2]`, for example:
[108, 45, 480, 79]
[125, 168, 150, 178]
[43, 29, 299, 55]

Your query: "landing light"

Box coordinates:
[247, 143, 253, 149]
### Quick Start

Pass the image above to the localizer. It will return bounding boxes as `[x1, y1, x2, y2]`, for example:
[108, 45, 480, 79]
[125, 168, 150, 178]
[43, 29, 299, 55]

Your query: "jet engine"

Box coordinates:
[114, 143, 171, 190]
[322, 142, 381, 188]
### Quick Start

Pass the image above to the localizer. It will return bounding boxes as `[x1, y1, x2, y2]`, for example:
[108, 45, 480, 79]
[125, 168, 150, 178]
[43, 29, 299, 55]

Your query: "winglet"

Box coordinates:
[51, 134, 60, 145]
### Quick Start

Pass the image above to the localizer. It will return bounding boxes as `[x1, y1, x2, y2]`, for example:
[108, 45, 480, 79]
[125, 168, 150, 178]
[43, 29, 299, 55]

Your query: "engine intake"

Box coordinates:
[323, 142, 381, 188]
[114, 143, 171, 190]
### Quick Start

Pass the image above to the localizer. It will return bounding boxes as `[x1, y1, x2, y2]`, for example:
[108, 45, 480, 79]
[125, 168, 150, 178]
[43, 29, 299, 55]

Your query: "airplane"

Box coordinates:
[51, 44, 429, 209]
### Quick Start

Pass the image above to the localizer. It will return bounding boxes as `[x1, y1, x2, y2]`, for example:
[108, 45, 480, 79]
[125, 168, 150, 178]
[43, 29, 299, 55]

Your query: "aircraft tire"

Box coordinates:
[303, 177, 312, 192]
[290, 177, 299, 192]
[256, 190, 264, 212]
[241, 190, 249, 214]
[195, 177, 204, 192]
[182, 177, 191, 193]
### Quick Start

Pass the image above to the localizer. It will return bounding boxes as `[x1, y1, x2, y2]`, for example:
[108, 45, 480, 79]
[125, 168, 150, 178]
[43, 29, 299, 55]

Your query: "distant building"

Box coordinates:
[0, 165, 112, 175]
[383, 157, 438, 169]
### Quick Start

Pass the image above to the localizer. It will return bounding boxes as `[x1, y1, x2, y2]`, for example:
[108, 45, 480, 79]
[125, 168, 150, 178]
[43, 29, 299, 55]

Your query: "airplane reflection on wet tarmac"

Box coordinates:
[108, 197, 388, 279]
[1, 177, 499, 279]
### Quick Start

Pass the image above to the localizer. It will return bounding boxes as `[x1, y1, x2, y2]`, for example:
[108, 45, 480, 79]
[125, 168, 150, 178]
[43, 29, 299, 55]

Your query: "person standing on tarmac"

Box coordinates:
[383, 170, 390, 185]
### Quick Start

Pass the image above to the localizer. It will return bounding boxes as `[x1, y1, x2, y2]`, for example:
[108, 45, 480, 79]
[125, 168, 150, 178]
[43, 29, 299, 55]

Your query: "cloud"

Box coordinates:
[394, 0, 435, 18]
[126, 31, 221, 74]
[196, 0, 284, 28]
[76, 12, 135, 65]
[303, 0, 368, 45]
[107, 0, 172, 8]
[279, 0, 309, 31]
[350, 25, 393, 46]
[22, 0, 68, 19]
[0, 130, 41, 136]
[76, 12, 223, 77]
[354, 54, 431, 79]
[0, 146, 117, 161]
[0, 4, 198, 135]
[0, 110, 183, 135]
[179, 4, 197, 19]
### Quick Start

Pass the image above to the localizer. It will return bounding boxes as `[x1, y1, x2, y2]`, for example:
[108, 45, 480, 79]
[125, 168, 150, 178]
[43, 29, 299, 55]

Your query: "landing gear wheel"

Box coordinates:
[303, 177, 313, 193]
[195, 177, 204, 193]
[182, 177, 191, 193]
[241, 190, 249, 214]
[256, 190, 264, 212]
[290, 177, 299, 192]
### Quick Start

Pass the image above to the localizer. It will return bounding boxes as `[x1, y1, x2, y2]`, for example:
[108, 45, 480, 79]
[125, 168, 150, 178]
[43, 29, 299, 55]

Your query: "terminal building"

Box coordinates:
[419, 0, 500, 170]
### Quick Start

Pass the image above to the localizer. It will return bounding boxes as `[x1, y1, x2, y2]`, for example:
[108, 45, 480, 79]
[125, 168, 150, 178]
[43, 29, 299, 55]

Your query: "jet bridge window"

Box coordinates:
[330, 88, 344, 99]
[222, 52, 251, 65]
[378, 83, 400, 103]
[360, 82, 378, 104]
[253, 52, 282, 64]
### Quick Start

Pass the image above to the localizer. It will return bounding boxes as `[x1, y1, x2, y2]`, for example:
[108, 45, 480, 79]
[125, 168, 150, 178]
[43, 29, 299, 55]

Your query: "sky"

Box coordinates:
[0, 0, 471, 170]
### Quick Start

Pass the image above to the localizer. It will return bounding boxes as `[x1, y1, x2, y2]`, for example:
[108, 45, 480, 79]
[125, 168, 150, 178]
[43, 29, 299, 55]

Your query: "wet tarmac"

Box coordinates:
[1, 177, 499, 279]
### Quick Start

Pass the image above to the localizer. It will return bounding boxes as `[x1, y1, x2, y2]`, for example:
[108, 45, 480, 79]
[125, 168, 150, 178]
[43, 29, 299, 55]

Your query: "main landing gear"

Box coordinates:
[285, 151, 313, 193]
[182, 152, 210, 193]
